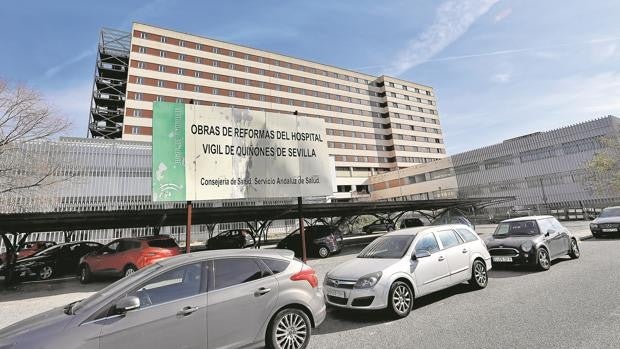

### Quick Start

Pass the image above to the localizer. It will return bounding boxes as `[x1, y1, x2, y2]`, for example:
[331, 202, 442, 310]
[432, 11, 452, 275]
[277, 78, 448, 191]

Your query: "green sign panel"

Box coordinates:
[152, 102, 186, 201]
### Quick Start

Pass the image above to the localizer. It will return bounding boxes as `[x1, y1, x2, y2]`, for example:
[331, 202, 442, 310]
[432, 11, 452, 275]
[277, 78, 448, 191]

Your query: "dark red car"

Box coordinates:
[0, 241, 57, 264]
[78, 235, 180, 283]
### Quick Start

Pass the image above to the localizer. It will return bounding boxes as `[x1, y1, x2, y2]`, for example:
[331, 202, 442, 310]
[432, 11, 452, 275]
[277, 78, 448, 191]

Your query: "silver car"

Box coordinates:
[0, 249, 325, 349]
[324, 224, 491, 318]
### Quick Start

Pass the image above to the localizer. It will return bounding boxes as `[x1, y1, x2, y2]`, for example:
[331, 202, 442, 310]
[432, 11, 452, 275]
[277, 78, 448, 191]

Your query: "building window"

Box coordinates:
[244, 79, 251, 86]
[229, 77, 235, 84]
[156, 96, 165, 102]
[179, 40, 185, 47]
[135, 77, 143, 84]
[177, 68, 184, 75]
[229, 63, 235, 70]
[244, 54, 250, 60]
[138, 46, 146, 54]
[229, 91, 235, 97]
[159, 50, 166, 58]
[131, 127, 140, 135]
[160, 36, 167, 43]
[194, 85, 201, 92]
[258, 56, 264, 63]
[259, 81, 265, 88]
[157, 80, 164, 87]
[133, 109, 142, 117]
[245, 92, 250, 99]
[213, 47, 219, 54]
[196, 43, 202, 50]
[176, 98, 184, 103]
[137, 61, 145, 69]
[212, 88, 219, 95]
[194, 71, 201, 78]
[213, 60, 219, 67]
[258, 69, 265, 75]
[139, 32, 148, 39]
[179, 53, 185, 61]
[158, 65, 166, 72]
[134, 92, 143, 101]
[212, 74, 219, 81]
[177, 83, 184, 90]
[259, 95, 266, 101]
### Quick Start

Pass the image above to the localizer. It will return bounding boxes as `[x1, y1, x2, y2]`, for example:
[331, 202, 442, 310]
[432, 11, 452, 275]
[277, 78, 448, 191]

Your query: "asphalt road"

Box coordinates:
[306, 239, 620, 349]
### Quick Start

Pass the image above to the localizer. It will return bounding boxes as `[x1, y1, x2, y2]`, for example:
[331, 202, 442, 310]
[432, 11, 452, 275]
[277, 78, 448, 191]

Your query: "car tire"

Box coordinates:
[38, 265, 54, 280]
[123, 265, 137, 277]
[318, 246, 330, 258]
[79, 265, 92, 284]
[469, 259, 488, 289]
[387, 281, 413, 319]
[568, 238, 581, 259]
[536, 248, 551, 271]
[266, 308, 311, 349]
[387, 226, 394, 232]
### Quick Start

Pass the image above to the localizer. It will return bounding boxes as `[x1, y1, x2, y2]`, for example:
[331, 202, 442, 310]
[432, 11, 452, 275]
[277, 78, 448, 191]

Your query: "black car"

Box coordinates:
[399, 218, 424, 229]
[485, 216, 580, 271]
[590, 206, 620, 238]
[362, 219, 396, 234]
[206, 229, 255, 250]
[277, 225, 342, 258]
[11, 241, 103, 280]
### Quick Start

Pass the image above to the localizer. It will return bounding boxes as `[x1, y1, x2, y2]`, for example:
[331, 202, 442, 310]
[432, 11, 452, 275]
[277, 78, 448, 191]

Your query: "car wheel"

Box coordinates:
[79, 265, 91, 284]
[38, 266, 54, 280]
[537, 248, 551, 271]
[569, 239, 581, 259]
[387, 226, 394, 232]
[266, 308, 311, 349]
[318, 246, 330, 258]
[469, 260, 488, 289]
[124, 265, 137, 277]
[387, 281, 413, 319]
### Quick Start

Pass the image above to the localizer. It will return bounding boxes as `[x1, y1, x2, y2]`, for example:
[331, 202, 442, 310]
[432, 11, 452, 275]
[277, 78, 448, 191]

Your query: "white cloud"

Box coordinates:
[385, 0, 500, 76]
[494, 8, 512, 23]
[491, 72, 512, 83]
[42, 80, 93, 138]
[43, 50, 94, 80]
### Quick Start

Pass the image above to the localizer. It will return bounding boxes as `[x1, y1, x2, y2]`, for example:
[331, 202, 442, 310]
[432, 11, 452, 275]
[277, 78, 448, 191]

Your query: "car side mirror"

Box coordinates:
[115, 296, 140, 313]
[545, 229, 556, 237]
[412, 250, 431, 260]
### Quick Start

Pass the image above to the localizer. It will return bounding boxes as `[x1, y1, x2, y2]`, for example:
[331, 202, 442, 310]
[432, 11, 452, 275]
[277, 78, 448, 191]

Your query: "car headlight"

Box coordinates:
[354, 271, 382, 289]
[590, 223, 598, 228]
[521, 241, 533, 252]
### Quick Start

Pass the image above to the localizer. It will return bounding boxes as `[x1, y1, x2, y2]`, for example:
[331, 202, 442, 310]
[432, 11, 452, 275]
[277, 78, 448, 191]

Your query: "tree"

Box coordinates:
[586, 135, 620, 195]
[0, 79, 71, 196]
[0, 78, 72, 286]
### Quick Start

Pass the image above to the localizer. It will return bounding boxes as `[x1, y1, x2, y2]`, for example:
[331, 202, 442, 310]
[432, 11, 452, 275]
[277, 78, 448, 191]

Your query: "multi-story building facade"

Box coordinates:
[89, 23, 446, 200]
[369, 116, 620, 220]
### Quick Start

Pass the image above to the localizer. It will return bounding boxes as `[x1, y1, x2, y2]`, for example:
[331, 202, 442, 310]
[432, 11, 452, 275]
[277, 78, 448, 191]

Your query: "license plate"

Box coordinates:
[602, 228, 617, 232]
[492, 256, 513, 262]
[326, 288, 345, 298]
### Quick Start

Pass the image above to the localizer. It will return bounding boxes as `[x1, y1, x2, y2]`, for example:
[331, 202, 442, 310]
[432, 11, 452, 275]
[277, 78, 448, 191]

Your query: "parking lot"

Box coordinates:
[1, 222, 618, 348]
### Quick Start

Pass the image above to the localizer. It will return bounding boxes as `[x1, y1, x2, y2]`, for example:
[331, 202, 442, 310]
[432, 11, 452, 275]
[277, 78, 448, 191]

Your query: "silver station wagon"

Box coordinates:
[324, 224, 492, 318]
[0, 249, 325, 349]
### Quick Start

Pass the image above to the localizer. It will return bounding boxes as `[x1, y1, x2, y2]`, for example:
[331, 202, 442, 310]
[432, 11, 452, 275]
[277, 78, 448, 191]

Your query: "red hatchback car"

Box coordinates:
[78, 235, 180, 283]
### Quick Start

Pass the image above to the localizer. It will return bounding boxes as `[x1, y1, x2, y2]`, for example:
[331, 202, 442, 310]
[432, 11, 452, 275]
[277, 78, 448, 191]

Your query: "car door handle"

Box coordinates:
[462, 249, 468, 254]
[438, 256, 445, 262]
[254, 287, 271, 297]
[177, 306, 198, 316]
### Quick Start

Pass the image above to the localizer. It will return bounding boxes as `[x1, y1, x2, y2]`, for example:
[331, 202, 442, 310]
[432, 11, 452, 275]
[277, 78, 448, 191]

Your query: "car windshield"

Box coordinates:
[494, 220, 540, 236]
[357, 235, 415, 259]
[599, 208, 620, 218]
[33, 244, 63, 257]
[70, 263, 163, 314]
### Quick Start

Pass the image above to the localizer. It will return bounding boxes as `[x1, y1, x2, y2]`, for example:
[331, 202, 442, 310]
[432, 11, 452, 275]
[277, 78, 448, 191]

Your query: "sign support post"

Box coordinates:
[298, 196, 307, 263]
[186, 201, 192, 254]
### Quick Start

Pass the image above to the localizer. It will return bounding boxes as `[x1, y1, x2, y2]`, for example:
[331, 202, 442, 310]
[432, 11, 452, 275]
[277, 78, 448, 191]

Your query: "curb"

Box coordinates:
[579, 234, 594, 241]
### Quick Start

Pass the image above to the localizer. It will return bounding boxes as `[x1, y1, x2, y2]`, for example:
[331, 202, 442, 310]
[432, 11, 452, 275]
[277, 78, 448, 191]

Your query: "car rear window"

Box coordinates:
[456, 228, 479, 242]
[261, 258, 290, 274]
[148, 239, 179, 248]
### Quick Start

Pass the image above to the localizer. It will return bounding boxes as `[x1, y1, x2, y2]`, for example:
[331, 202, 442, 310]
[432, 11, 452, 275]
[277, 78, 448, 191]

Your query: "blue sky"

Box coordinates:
[1, 0, 619, 153]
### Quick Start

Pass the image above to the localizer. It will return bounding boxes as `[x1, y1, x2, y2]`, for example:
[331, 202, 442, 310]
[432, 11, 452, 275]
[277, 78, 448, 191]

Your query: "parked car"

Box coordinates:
[0, 241, 57, 264]
[10, 241, 103, 280]
[485, 216, 580, 271]
[78, 235, 180, 284]
[323, 225, 491, 318]
[277, 225, 342, 258]
[0, 249, 325, 349]
[206, 229, 255, 250]
[590, 206, 620, 238]
[362, 219, 396, 234]
[399, 218, 424, 229]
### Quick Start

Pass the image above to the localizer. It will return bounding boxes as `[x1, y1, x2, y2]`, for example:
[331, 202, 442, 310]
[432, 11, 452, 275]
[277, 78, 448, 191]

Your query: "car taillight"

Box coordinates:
[290, 265, 318, 288]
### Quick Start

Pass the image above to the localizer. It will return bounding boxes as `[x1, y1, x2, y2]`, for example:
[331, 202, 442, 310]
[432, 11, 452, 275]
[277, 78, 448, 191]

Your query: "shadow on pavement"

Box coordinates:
[0, 277, 109, 302]
[489, 256, 576, 278]
[412, 283, 478, 311]
[313, 307, 396, 335]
